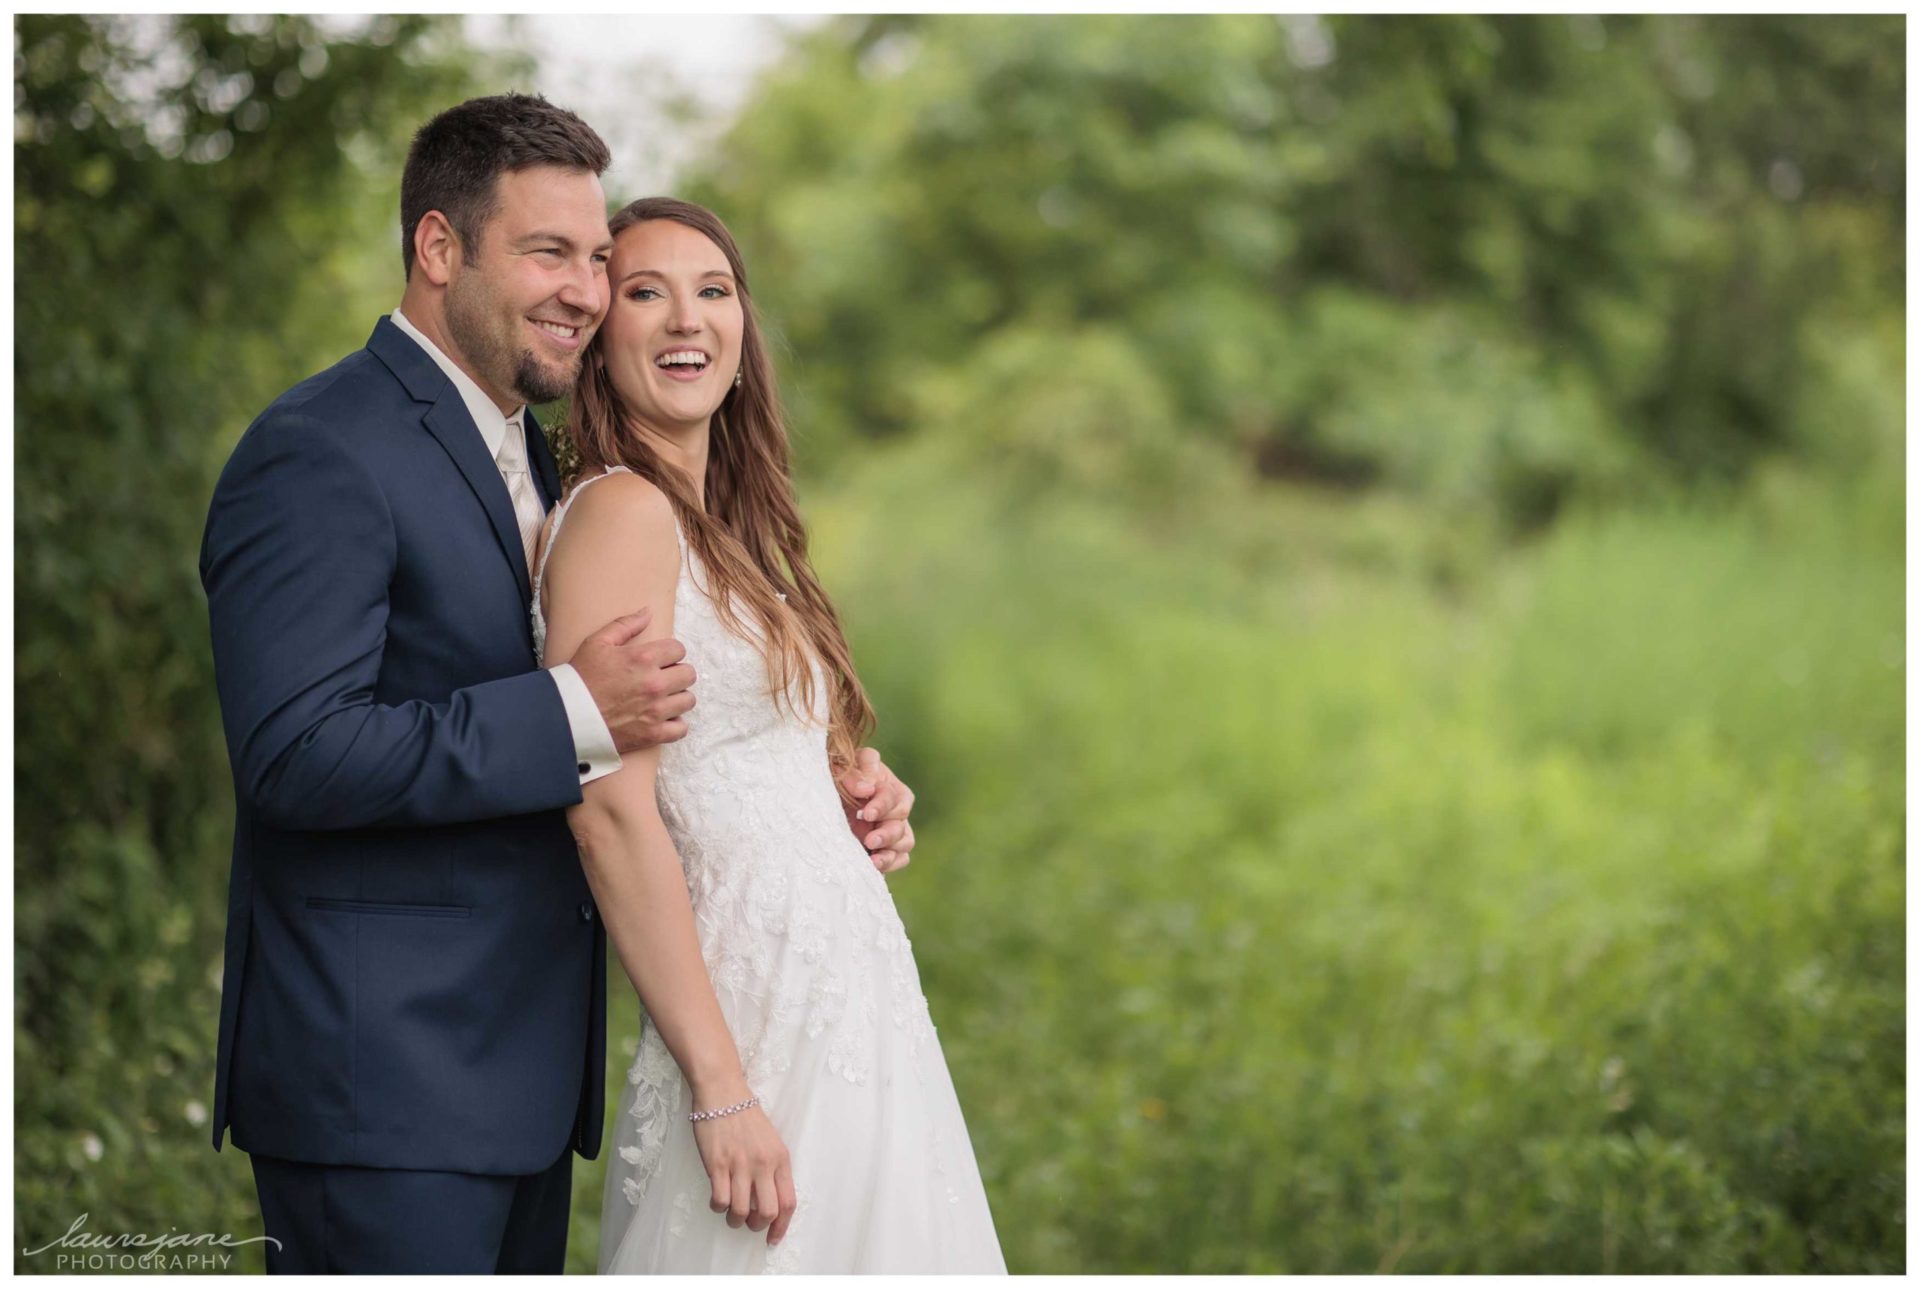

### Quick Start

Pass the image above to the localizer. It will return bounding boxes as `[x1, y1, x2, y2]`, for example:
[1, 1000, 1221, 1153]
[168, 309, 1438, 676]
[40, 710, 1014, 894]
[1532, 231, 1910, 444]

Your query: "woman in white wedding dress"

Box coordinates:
[533, 197, 1005, 1274]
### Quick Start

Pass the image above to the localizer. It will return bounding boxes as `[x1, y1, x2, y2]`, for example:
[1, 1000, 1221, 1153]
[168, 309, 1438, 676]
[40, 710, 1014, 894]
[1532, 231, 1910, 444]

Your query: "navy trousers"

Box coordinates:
[249, 1146, 574, 1274]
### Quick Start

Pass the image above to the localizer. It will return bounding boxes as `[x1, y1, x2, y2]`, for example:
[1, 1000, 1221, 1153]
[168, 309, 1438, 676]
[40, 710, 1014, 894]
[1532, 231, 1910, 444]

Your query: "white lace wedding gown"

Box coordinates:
[532, 466, 1006, 1274]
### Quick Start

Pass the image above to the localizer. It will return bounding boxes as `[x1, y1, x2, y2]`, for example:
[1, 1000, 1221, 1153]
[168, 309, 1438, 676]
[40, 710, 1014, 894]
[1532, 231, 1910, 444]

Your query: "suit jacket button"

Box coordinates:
[578, 901, 594, 923]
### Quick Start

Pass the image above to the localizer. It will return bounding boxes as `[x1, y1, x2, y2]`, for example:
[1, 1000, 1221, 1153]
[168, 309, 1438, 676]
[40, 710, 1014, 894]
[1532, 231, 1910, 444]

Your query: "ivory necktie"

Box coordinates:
[496, 413, 546, 582]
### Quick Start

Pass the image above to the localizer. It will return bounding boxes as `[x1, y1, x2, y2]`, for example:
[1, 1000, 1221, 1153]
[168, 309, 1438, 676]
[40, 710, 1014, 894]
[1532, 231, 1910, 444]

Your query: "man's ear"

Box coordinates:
[413, 210, 462, 288]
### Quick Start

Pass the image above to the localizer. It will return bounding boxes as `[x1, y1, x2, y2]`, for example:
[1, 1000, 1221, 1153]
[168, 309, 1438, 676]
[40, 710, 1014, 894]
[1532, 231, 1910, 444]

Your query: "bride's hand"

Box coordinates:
[691, 1096, 797, 1246]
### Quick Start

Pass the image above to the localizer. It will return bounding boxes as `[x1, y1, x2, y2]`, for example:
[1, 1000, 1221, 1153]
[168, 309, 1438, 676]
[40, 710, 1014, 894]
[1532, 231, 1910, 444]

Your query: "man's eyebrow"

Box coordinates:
[515, 232, 615, 253]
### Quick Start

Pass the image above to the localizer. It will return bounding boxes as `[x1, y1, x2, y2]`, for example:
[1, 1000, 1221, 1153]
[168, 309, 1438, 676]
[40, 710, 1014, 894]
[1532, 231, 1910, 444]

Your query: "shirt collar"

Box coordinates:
[389, 306, 525, 460]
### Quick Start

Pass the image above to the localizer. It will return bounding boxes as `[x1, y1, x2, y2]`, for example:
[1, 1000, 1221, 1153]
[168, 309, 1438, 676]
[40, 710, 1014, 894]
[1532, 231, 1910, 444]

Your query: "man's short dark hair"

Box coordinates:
[399, 93, 611, 279]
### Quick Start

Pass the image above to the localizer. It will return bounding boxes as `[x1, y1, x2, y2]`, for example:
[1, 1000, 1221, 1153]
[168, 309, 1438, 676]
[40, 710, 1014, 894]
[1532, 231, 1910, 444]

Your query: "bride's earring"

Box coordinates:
[733, 369, 743, 391]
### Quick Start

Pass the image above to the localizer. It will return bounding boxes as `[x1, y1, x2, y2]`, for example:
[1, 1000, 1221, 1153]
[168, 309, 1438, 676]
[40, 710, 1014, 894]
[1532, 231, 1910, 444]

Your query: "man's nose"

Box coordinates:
[557, 259, 604, 317]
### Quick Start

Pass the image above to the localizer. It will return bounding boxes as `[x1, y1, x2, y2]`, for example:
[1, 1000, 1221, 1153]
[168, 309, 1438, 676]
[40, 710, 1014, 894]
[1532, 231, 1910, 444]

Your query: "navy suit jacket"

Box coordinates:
[199, 317, 607, 1174]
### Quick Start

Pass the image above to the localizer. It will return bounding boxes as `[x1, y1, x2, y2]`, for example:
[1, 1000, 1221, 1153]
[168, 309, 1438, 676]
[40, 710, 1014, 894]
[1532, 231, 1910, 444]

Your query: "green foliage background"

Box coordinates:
[14, 14, 1904, 1273]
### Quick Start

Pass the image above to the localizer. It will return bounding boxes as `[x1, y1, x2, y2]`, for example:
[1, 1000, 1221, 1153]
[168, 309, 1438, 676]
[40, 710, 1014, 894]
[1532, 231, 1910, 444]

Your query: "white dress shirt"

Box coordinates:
[390, 307, 621, 787]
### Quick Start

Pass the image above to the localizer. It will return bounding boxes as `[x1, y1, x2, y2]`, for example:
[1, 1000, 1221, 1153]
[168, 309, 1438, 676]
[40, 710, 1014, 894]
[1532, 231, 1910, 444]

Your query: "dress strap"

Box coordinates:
[533, 464, 634, 607]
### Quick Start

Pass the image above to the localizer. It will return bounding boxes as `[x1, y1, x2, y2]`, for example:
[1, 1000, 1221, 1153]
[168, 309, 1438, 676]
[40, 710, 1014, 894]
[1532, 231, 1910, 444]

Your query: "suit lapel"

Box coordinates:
[421, 398, 533, 607]
[525, 407, 563, 509]
[368, 317, 535, 607]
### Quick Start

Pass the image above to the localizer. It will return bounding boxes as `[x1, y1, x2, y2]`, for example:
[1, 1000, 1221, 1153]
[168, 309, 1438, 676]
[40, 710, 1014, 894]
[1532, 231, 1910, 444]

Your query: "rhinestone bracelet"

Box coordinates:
[688, 1095, 759, 1123]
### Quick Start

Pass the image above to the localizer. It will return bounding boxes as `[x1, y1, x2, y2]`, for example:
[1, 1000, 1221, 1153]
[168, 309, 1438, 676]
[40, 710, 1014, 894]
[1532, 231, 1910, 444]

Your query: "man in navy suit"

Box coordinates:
[200, 93, 918, 1274]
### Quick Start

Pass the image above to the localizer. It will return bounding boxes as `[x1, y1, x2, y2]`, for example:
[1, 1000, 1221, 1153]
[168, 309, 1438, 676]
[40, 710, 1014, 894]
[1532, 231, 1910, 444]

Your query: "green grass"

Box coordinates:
[779, 447, 1901, 1272]
[18, 456, 1902, 1273]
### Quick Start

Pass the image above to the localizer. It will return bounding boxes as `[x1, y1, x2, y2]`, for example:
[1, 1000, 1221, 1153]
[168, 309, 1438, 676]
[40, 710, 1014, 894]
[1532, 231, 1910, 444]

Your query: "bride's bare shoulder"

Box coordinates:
[560, 468, 675, 530]
[549, 470, 678, 571]
[538, 468, 683, 657]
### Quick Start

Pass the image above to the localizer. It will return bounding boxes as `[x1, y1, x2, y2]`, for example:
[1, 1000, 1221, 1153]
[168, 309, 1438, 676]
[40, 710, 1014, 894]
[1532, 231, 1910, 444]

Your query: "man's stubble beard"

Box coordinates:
[513, 348, 575, 405]
[444, 272, 580, 407]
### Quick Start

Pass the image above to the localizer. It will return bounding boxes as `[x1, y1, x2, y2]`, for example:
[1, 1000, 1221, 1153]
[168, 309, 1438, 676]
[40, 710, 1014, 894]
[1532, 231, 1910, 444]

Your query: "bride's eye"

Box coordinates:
[699, 285, 731, 299]
[627, 285, 662, 301]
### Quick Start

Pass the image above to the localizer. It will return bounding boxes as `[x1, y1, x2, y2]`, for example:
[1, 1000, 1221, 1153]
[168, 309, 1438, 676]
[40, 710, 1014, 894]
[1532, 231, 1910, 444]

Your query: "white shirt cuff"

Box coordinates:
[550, 663, 622, 786]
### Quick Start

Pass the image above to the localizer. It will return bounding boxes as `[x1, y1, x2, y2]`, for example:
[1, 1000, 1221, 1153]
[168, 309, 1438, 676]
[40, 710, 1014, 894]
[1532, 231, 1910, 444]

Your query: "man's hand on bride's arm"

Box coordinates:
[838, 747, 916, 875]
[569, 606, 698, 752]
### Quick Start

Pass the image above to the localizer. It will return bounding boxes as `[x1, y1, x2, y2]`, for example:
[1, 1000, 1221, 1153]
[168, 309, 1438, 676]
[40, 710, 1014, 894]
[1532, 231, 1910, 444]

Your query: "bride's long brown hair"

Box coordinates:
[565, 196, 875, 772]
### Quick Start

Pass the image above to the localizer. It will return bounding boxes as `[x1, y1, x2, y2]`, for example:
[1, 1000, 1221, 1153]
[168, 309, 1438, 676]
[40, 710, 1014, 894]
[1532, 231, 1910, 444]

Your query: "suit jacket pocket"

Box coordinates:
[304, 896, 471, 919]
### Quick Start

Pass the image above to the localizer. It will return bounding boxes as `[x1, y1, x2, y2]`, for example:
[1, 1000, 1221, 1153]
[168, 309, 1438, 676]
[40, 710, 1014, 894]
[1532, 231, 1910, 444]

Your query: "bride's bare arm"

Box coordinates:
[540, 473, 796, 1244]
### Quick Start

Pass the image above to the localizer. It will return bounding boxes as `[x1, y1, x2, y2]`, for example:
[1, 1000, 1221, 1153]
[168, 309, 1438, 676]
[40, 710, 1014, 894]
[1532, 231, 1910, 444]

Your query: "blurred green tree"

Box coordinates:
[14, 14, 495, 1261]
[687, 15, 1901, 520]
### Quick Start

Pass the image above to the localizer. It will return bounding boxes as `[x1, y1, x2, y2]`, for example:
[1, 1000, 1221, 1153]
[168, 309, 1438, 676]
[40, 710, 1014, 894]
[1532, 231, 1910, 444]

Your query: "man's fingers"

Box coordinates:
[597, 606, 654, 645]
[882, 783, 915, 821]
[858, 780, 913, 823]
[647, 661, 697, 698]
[852, 774, 898, 821]
[854, 783, 892, 822]
[631, 635, 687, 668]
[875, 823, 915, 872]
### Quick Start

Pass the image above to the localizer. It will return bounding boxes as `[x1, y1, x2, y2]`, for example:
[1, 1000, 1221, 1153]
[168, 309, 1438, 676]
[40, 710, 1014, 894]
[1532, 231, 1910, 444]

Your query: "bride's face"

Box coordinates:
[598, 218, 745, 436]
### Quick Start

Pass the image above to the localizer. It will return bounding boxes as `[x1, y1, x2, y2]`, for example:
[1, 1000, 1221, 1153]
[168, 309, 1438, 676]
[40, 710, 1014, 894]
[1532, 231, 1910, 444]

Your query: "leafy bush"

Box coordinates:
[799, 443, 1903, 1272]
